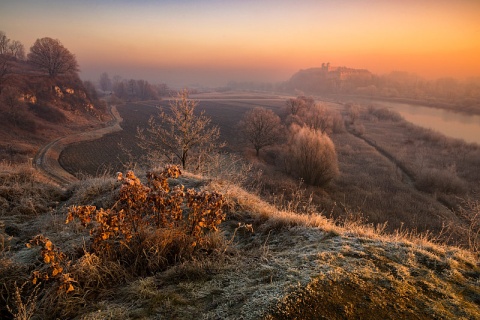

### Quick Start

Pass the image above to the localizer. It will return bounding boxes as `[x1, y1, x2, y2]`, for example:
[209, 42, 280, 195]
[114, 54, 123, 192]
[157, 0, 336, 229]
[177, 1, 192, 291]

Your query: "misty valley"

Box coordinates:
[2, 6, 480, 316]
[56, 92, 480, 247]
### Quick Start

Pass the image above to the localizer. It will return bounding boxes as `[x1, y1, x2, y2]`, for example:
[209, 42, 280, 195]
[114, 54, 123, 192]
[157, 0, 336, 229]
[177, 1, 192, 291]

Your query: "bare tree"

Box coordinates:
[285, 98, 304, 115]
[113, 80, 127, 99]
[301, 104, 330, 133]
[238, 107, 282, 157]
[0, 31, 9, 55]
[99, 72, 112, 93]
[27, 37, 78, 78]
[0, 31, 24, 92]
[83, 80, 98, 101]
[8, 40, 25, 60]
[136, 79, 158, 100]
[137, 90, 223, 170]
[346, 102, 360, 124]
[285, 96, 316, 116]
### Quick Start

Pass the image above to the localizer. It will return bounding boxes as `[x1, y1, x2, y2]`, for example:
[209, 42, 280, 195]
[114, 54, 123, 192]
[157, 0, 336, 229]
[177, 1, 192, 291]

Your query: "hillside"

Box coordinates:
[0, 37, 109, 165]
[0, 163, 478, 319]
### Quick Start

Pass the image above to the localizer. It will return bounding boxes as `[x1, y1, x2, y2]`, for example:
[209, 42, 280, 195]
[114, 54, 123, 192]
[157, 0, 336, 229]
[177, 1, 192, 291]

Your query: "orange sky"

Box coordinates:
[2, 0, 480, 86]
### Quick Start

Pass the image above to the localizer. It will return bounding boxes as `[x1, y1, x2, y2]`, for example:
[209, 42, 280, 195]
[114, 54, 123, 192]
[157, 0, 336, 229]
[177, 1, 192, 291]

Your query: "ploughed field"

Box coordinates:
[59, 97, 286, 177]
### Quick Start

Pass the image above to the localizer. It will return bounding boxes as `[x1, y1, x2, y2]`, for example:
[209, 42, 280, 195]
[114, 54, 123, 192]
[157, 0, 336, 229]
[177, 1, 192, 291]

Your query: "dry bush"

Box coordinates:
[192, 152, 255, 188]
[331, 112, 346, 133]
[367, 106, 403, 122]
[0, 259, 32, 319]
[345, 102, 360, 124]
[283, 126, 339, 187]
[456, 198, 480, 252]
[66, 165, 226, 275]
[271, 180, 318, 214]
[351, 123, 366, 135]
[296, 104, 345, 134]
[415, 166, 468, 195]
[65, 176, 118, 208]
[5, 282, 39, 320]
[12, 165, 226, 318]
[0, 165, 63, 216]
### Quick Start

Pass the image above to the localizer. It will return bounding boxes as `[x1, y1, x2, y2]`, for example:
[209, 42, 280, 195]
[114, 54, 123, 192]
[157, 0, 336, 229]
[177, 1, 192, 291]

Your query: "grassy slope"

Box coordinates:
[1, 164, 478, 319]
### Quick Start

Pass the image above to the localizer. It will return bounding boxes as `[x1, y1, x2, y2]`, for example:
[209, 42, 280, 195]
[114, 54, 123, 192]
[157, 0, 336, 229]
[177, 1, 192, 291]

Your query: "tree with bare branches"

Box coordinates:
[0, 31, 25, 93]
[27, 37, 78, 78]
[238, 107, 283, 157]
[99, 72, 112, 93]
[137, 90, 223, 170]
[285, 98, 304, 115]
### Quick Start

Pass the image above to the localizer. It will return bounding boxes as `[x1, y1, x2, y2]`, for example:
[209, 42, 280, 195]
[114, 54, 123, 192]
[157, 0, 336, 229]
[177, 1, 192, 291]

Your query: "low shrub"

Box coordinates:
[415, 167, 467, 195]
[0, 167, 63, 216]
[283, 126, 339, 187]
[367, 106, 403, 122]
[66, 165, 226, 275]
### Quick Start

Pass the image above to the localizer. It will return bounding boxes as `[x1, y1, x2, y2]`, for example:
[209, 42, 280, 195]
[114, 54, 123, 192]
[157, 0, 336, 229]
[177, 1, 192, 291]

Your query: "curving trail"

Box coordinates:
[33, 105, 123, 187]
[345, 126, 416, 187]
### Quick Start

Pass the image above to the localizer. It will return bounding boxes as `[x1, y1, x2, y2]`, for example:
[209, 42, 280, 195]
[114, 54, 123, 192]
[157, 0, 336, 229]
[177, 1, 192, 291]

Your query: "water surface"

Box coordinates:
[373, 101, 480, 145]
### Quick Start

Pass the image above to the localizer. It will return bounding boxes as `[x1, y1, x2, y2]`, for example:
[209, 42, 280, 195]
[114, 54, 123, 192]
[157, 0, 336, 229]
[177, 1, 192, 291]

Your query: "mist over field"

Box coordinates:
[2, 0, 480, 87]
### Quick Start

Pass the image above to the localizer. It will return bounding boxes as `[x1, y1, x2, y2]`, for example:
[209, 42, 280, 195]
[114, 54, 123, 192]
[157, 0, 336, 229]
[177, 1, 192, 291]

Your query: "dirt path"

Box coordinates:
[33, 105, 123, 187]
[345, 126, 416, 187]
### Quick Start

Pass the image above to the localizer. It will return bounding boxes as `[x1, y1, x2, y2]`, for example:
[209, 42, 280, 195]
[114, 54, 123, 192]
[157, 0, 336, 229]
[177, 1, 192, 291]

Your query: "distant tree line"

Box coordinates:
[97, 72, 171, 101]
[286, 68, 480, 114]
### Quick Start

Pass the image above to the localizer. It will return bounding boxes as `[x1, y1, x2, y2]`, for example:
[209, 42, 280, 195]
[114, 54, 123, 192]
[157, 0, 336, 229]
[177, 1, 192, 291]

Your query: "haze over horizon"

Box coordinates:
[2, 0, 480, 87]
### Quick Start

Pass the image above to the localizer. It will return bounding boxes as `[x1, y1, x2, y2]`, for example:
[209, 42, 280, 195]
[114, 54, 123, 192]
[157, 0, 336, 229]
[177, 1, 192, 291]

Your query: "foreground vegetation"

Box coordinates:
[58, 92, 480, 251]
[2, 86, 479, 318]
[0, 160, 479, 319]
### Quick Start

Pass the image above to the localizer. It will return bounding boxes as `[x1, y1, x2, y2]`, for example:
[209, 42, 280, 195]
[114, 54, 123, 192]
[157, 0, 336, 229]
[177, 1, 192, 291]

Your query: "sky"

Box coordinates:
[1, 0, 480, 87]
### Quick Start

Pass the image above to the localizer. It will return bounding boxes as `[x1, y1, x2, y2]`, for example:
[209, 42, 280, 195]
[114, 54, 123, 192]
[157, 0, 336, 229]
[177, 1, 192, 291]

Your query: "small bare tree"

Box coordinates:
[8, 40, 25, 60]
[238, 107, 282, 157]
[137, 90, 223, 170]
[302, 104, 331, 133]
[285, 98, 305, 115]
[99, 72, 112, 93]
[346, 102, 360, 124]
[0, 31, 24, 93]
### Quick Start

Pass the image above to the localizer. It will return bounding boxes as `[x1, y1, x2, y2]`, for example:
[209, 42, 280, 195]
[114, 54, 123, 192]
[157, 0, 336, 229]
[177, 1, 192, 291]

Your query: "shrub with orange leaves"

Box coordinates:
[66, 165, 226, 271]
[26, 235, 75, 293]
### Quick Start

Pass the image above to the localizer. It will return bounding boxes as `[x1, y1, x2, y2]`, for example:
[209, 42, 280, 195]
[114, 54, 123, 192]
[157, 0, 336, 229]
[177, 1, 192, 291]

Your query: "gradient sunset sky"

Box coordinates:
[2, 0, 480, 87]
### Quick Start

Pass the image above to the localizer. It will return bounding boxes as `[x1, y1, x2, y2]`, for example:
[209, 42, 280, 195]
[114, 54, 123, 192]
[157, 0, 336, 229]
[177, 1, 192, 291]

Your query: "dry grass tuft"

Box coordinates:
[0, 162, 64, 217]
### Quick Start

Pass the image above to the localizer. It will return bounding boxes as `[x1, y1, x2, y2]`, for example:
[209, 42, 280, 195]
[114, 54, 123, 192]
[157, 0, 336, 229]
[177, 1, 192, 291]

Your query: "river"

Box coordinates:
[370, 100, 480, 145]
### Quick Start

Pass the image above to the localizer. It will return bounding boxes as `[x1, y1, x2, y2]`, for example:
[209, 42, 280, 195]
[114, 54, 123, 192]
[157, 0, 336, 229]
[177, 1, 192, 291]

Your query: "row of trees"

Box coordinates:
[237, 96, 341, 186]
[137, 92, 341, 187]
[98, 72, 170, 101]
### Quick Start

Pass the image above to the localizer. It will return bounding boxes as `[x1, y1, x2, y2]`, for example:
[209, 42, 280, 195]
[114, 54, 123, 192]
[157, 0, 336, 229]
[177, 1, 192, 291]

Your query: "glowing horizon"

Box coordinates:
[2, 0, 480, 86]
